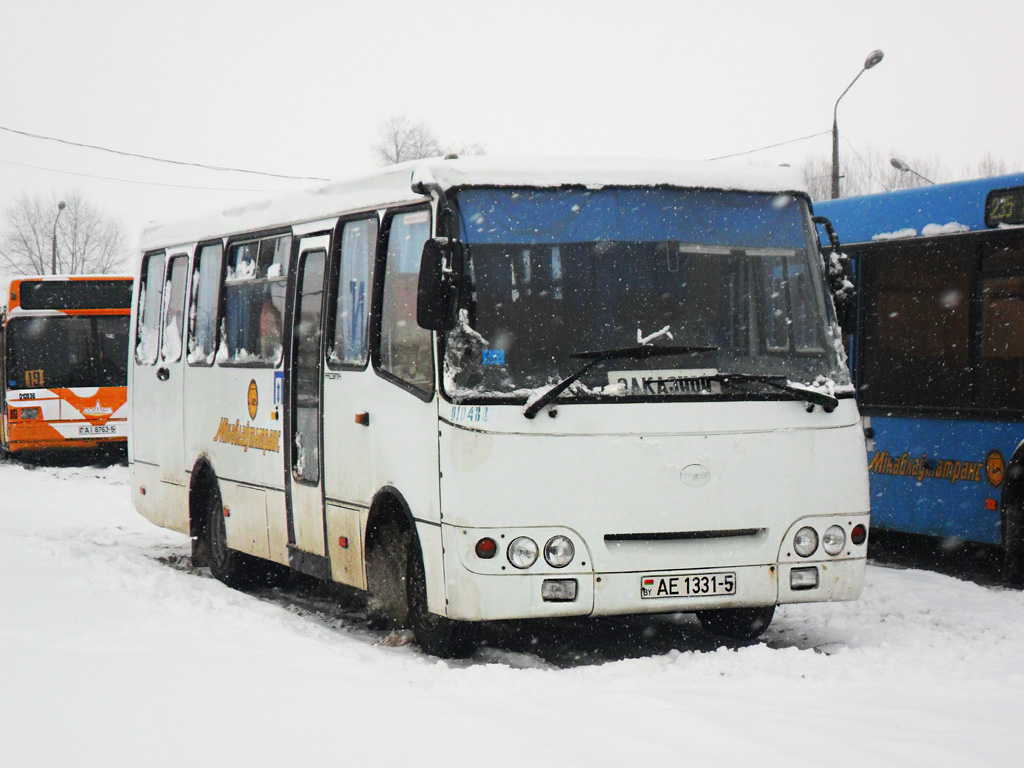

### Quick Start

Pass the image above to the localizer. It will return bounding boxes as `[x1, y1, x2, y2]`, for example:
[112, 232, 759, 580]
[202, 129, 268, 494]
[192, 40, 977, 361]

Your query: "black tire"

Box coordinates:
[406, 543, 477, 658]
[366, 523, 411, 629]
[206, 483, 287, 590]
[696, 605, 775, 641]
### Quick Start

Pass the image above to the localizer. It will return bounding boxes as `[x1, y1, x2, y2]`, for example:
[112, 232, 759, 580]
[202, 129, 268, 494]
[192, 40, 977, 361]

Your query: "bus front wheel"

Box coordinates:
[406, 545, 477, 658]
[696, 605, 775, 641]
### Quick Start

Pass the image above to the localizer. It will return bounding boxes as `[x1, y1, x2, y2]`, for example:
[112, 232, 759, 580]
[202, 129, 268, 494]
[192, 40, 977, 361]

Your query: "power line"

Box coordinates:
[707, 130, 831, 161]
[0, 156, 290, 193]
[0, 123, 330, 182]
[841, 136, 892, 192]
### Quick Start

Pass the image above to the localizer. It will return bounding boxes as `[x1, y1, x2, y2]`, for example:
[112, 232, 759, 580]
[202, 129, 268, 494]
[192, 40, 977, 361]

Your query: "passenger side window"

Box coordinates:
[188, 243, 223, 366]
[160, 256, 189, 363]
[977, 239, 1024, 412]
[859, 243, 971, 408]
[222, 235, 290, 365]
[135, 252, 166, 365]
[379, 209, 433, 395]
[328, 216, 378, 368]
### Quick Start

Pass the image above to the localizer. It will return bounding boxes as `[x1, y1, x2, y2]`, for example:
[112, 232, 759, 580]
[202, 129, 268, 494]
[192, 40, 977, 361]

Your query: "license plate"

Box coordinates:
[640, 571, 736, 599]
[78, 424, 117, 436]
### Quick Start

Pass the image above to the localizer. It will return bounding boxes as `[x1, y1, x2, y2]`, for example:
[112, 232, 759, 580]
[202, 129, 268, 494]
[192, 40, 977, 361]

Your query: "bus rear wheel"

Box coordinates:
[406, 545, 477, 658]
[696, 605, 775, 641]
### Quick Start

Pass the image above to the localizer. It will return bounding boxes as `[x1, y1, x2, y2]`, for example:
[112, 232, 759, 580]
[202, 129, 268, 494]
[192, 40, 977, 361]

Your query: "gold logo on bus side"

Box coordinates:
[247, 380, 258, 420]
[986, 450, 1005, 488]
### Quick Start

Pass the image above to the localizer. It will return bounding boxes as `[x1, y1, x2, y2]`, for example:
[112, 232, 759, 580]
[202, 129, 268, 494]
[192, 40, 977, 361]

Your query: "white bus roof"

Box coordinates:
[139, 157, 809, 252]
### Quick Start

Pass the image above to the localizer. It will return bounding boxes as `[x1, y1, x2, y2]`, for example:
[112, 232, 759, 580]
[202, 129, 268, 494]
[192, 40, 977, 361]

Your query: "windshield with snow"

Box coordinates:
[443, 186, 848, 401]
[5, 316, 129, 389]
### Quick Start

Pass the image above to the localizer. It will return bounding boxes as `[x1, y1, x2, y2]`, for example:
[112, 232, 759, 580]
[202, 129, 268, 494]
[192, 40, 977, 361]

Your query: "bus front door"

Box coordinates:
[286, 239, 329, 567]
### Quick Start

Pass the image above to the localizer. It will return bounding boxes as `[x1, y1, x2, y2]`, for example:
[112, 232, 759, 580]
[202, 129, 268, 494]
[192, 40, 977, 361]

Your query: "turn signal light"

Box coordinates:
[475, 537, 497, 559]
[851, 524, 868, 546]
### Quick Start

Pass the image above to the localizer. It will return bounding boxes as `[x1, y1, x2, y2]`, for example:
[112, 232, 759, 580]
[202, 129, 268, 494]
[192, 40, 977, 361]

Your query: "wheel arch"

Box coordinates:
[188, 454, 220, 567]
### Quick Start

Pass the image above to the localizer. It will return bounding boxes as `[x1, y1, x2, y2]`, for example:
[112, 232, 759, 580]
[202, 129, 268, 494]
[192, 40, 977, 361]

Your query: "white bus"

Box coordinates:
[130, 157, 870, 656]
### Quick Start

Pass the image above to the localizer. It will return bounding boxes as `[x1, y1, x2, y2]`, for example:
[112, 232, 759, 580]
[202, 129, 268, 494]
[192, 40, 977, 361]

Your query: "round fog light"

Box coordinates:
[544, 535, 575, 568]
[793, 526, 819, 557]
[822, 525, 846, 556]
[507, 537, 539, 569]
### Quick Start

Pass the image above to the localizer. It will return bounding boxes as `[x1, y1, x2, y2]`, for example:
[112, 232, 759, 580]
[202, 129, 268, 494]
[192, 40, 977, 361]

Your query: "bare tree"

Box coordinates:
[371, 114, 486, 166]
[0, 190, 130, 275]
[797, 148, 1004, 202]
[372, 115, 444, 166]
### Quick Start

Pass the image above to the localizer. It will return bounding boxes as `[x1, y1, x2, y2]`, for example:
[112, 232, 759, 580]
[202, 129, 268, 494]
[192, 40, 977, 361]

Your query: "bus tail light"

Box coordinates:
[475, 537, 497, 559]
[851, 524, 868, 546]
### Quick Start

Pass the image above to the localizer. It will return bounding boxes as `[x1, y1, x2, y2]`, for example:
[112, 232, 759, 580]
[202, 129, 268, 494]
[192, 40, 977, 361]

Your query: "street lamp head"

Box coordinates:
[864, 49, 884, 69]
[57, 201, 66, 211]
[890, 158, 909, 171]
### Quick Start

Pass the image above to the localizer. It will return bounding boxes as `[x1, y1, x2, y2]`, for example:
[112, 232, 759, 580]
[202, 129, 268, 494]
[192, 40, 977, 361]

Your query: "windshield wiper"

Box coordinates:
[712, 373, 839, 413]
[523, 345, 719, 419]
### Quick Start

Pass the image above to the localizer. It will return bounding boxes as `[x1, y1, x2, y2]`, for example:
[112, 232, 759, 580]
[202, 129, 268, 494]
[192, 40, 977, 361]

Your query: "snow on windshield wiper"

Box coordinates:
[522, 344, 719, 419]
[713, 373, 839, 413]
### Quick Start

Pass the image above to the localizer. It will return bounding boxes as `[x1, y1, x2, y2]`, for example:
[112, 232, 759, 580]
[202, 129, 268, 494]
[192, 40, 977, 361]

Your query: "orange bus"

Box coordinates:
[1, 275, 132, 455]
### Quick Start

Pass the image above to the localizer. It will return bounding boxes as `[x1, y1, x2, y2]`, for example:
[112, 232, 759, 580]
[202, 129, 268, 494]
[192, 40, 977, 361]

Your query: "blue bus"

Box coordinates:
[816, 173, 1024, 580]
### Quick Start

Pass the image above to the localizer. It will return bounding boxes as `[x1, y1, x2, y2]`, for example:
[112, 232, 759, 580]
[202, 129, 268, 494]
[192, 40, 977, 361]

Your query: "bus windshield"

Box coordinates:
[6, 316, 129, 389]
[444, 186, 848, 400]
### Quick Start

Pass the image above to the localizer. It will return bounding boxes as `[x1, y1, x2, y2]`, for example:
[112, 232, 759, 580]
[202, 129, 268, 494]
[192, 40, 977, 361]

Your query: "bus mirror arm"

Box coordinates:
[813, 216, 841, 251]
[812, 216, 855, 328]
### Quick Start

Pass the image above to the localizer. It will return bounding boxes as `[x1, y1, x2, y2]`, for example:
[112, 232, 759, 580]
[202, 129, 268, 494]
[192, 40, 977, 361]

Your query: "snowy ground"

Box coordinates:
[1, 461, 1022, 768]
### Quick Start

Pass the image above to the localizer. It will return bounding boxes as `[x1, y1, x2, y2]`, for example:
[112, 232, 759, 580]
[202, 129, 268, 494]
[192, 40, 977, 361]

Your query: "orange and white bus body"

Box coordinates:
[1, 276, 132, 454]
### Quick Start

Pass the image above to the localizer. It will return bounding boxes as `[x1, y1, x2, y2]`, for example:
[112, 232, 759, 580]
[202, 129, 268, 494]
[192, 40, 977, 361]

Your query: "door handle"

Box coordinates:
[156, 367, 170, 381]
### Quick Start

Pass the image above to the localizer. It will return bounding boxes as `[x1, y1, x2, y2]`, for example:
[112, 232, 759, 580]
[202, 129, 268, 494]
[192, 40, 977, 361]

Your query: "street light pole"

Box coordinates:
[51, 200, 66, 275]
[831, 49, 885, 199]
[890, 157, 935, 185]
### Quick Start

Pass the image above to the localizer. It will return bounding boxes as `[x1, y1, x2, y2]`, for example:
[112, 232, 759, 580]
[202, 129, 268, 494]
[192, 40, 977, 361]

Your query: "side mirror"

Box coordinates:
[417, 237, 463, 331]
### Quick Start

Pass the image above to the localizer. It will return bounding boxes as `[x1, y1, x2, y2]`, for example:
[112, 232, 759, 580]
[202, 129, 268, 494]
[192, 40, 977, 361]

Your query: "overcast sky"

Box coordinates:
[2, 0, 1022, 254]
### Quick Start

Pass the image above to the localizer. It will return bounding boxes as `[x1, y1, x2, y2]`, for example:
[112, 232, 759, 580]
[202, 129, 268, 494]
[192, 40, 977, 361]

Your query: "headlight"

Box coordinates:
[793, 526, 818, 557]
[543, 535, 575, 568]
[507, 537, 539, 569]
[19, 407, 40, 420]
[822, 525, 846, 556]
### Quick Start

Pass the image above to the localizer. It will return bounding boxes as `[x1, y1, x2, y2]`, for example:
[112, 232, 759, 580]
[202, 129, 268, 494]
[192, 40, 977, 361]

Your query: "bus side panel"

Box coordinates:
[132, 461, 188, 534]
[266, 488, 290, 565]
[866, 414, 1013, 544]
[325, 502, 367, 589]
[220, 481, 271, 560]
[187, 366, 287, 550]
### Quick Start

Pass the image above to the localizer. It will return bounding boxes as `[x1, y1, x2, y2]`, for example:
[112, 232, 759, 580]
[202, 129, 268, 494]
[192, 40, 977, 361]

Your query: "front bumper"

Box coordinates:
[440, 522, 867, 622]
